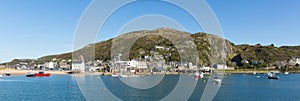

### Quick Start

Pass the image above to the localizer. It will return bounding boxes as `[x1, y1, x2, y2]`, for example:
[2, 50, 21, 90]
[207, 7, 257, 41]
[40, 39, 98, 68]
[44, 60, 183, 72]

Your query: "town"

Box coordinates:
[1, 44, 300, 75]
[0, 45, 235, 76]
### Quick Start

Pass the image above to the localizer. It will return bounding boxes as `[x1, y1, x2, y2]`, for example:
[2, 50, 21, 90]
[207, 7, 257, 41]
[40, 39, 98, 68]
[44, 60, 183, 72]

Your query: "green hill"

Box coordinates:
[2, 28, 300, 68]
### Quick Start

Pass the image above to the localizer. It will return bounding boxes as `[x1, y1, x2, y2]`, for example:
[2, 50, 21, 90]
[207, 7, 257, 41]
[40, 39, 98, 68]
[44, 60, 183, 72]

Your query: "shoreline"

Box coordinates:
[2, 69, 300, 76]
[0, 70, 67, 75]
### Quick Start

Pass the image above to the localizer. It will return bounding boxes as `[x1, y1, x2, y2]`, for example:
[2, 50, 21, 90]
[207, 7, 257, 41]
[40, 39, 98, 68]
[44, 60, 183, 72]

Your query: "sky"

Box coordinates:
[1, 0, 300, 63]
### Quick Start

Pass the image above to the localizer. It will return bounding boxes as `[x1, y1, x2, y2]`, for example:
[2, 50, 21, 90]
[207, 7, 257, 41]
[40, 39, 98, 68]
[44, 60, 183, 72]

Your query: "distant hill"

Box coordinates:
[2, 28, 300, 68]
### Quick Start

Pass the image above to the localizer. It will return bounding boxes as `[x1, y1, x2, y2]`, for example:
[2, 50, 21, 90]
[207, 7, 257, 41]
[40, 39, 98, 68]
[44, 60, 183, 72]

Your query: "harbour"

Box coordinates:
[1, 73, 300, 100]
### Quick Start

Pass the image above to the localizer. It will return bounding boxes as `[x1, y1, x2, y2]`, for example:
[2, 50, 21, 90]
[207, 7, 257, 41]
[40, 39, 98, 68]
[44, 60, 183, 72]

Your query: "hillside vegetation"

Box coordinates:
[2, 28, 300, 68]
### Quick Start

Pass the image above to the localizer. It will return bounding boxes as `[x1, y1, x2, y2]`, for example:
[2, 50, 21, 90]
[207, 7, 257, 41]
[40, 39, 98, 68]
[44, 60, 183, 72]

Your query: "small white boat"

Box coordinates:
[214, 79, 222, 84]
[129, 75, 139, 78]
[284, 72, 289, 75]
[194, 72, 204, 78]
[0, 75, 3, 78]
[111, 74, 119, 77]
[5, 72, 11, 76]
[214, 76, 222, 84]
[268, 72, 279, 79]
[120, 75, 128, 78]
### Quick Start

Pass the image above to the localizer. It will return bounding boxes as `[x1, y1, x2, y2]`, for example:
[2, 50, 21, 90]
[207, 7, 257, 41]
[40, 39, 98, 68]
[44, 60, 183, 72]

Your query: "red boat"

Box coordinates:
[35, 71, 51, 77]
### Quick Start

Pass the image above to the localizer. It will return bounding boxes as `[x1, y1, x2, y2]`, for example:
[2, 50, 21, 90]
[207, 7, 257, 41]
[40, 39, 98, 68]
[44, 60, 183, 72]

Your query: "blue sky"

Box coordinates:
[1, 0, 300, 63]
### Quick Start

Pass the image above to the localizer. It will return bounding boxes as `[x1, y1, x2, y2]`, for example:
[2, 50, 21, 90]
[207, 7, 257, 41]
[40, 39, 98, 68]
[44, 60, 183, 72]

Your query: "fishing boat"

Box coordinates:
[5, 72, 11, 76]
[26, 72, 35, 77]
[267, 72, 279, 79]
[34, 71, 50, 77]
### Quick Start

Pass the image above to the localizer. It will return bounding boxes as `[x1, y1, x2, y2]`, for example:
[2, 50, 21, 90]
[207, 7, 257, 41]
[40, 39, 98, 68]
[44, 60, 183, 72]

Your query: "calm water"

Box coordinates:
[0, 75, 85, 101]
[1, 74, 300, 101]
[214, 73, 300, 101]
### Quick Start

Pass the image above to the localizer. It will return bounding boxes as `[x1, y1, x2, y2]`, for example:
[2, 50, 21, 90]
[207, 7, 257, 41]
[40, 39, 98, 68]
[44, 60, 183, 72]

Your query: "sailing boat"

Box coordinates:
[265, 64, 279, 79]
[267, 72, 279, 79]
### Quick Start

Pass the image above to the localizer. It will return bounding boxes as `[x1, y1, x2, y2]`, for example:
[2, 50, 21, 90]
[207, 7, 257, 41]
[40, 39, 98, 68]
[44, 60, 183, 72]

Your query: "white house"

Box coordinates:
[137, 61, 148, 69]
[72, 61, 85, 72]
[188, 62, 197, 69]
[48, 61, 56, 69]
[213, 64, 234, 70]
[72, 55, 86, 72]
[127, 60, 138, 68]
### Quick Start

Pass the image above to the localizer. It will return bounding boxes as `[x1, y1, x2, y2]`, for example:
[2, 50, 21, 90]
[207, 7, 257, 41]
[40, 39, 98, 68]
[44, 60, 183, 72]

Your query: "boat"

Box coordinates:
[66, 70, 81, 74]
[111, 72, 118, 77]
[268, 76, 279, 79]
[0, 75, 3, 78]
[214, 77, 222, 84]
[267, 72, 279, 79]
[34, 71, 50, 77]
[194, 72, 204, 78]
[5, 72, 11, 76]
[26, 72, 36, 77]
[120, 74, 128, 78]
[111, 74, 118, 77]
[284, 66, 289, 75]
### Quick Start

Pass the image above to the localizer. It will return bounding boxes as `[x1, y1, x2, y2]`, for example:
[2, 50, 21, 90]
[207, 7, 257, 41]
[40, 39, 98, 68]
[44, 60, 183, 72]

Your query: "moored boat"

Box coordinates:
[268, 76, 279, 79]
[120, 74, 128, 78]
[5, 72, 11, 76]
[267, 72, 279, 79]
[26, 72, 35, 77]
[194, 72, 204, 78]
[111, 72, 118, 77]
[213, 76, 222, 84]
[214, 79, 222, 84]
[35, 71, 50, 77]
[66, 70, 81, 74]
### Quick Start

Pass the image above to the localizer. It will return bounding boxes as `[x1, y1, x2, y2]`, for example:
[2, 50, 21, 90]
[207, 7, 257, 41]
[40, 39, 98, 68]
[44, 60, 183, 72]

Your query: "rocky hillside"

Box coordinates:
[2, 28, 300, 68]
